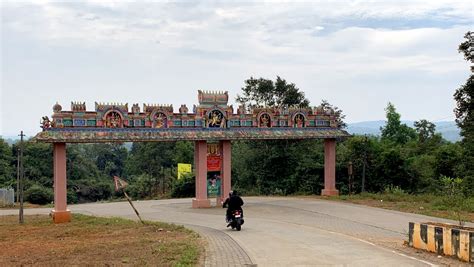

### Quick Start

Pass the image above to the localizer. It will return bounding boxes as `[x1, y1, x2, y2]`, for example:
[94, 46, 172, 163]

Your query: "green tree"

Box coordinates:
[87, 144, 128, 177]
[407, 154, 437, 193]
[434, 143, 463, 179]
[66, 144, 113, 202]
[125, 142, 175, 177]
[232, 140, 324, 195]
[414, 119, 436, 143]
[458, 31, 473, 66]
[236, 76, 310, 109]
[454, 31, 474, 194]
[380, 103, 416, 144]
[320, 100, 347, 128]
[173, 141, 194, 165]
[0, 138, 14, 187]
[67, 144, 103, 182]
[374, 146, 411, 190]
[338, 135, 379, 192]
[12, 141, 53, 189]
[124, 142, 186, 198]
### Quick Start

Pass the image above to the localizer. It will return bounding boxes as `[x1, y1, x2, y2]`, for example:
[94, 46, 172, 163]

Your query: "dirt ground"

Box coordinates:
[0, 214, 202, 266]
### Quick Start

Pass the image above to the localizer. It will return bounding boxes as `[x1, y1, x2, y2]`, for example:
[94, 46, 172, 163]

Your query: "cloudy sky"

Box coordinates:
[1, 0, 472, 137]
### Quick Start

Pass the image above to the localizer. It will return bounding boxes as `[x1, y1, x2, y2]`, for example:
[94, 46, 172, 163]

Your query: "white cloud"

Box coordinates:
[1, 0, 471, 136]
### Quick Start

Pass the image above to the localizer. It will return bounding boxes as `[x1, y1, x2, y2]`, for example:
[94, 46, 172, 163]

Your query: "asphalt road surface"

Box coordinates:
[3, 197, 472, 266]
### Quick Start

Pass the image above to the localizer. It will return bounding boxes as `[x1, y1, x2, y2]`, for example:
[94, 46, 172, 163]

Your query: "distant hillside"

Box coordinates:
[0, 136, 18, 146]
[347, 121, 461, 142]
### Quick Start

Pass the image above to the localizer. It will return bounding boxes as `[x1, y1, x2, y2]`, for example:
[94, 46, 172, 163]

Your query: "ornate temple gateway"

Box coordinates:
[34, 90, 350, 223]
[36, 90, 347, 142]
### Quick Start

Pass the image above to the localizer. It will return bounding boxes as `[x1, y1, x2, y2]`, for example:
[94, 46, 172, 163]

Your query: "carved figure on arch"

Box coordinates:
[132, 104, 140, 114]
[208, 110, 225, 128]
[294, 114, 305, 128]
[259, 113, 271, 128]
[41, 116, 53, 129]
[153, 112, 168, 128]
[105, 111, 123, 128]
[179, 104, 189, 114]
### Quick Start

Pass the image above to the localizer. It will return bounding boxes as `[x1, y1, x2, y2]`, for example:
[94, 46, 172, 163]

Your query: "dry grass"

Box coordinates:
[336, 197, 474, 222]
[317, 193, 474, 223]
[0, 202, 51, 209]
[0, 214, 202, 266]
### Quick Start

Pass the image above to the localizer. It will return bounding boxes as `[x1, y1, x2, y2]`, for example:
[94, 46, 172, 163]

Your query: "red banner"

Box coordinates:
[207, 155, 221, 171]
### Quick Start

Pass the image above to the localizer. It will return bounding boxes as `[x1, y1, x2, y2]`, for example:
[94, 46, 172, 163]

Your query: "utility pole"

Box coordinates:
[16, 148, 20, 203]
[361, 135, 368, 193]
[18, 131, 25, 224]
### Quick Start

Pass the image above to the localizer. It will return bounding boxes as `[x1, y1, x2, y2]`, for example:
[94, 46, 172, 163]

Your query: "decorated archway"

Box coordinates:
[35, 90, 349, 223]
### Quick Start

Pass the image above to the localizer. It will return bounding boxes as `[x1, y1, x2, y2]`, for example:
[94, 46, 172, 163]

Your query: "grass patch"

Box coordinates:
[324, 193, 474, 223]
[0, 214, 202, 266]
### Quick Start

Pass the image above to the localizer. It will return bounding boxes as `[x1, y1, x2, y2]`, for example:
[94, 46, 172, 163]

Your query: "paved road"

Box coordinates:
[2, 197, 472, 266]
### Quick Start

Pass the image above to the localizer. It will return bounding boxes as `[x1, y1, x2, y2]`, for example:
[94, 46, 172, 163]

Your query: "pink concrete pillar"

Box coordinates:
[193, 141, 211, 208]
[322, 138, 339, 196]
[220, 140, 231, 203]
[52, 143, 71, 223]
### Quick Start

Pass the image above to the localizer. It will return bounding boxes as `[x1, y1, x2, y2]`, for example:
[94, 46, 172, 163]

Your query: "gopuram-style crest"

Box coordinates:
[95, 102, 129, 128]
[37, 90, 348, 143]
[195, 90, 232, 129]
[144, 104, 173, 128]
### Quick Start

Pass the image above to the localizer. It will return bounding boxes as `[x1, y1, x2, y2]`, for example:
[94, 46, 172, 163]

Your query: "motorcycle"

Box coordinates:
[228, 209, 244, 231]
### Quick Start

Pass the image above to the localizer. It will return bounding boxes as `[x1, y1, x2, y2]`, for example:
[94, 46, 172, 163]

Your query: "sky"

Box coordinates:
[1, 0, 472, 138]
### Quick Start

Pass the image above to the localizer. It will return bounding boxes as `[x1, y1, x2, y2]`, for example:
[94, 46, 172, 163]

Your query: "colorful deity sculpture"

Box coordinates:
[259, 114, 271, 127]
[208, 110, 225, 128]
[154, 112, 167, 128]
[105, 112, 122, 128]
[41, 116, 53, 129]
[179, 104, 189, 114]
[294, 114, 305, 128]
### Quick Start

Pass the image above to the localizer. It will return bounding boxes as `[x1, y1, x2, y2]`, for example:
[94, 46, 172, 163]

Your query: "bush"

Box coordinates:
[439, 176, 466, 225]
[71, 180, 114, 203]
[465, 197, 474, 213]
[171, 174, 195, 198]
[127, 174, 155, 199]
[383, 185, 407, 195]
[67, 189, 78, 204]
[25, 184, 53, 205]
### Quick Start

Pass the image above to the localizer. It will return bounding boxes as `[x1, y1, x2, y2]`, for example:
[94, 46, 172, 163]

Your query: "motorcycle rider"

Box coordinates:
[222, 190, 244, 227]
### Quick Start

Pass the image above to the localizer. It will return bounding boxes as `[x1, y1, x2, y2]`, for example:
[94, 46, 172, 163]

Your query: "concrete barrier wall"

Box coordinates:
[409, 222, 473, 262]
[0, 188, 15, 207]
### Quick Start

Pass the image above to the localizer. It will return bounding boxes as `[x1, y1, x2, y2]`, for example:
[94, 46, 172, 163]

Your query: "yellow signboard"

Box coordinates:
[177, 163, 192, 179]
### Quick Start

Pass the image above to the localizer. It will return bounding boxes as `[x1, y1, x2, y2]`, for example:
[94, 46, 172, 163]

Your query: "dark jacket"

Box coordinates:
[223, 195, 244, 211]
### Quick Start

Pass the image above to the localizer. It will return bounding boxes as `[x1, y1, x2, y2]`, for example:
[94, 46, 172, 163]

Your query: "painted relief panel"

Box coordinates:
[259, 113, 271, 128]
[208, 110, 226, 128]
[294, 114, 305, 128]
[153, 112, 168, 128]
[105, 111, 123, 128]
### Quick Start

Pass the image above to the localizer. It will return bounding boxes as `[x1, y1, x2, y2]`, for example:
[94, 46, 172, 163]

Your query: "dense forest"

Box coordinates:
[0, 32, 472, 204]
